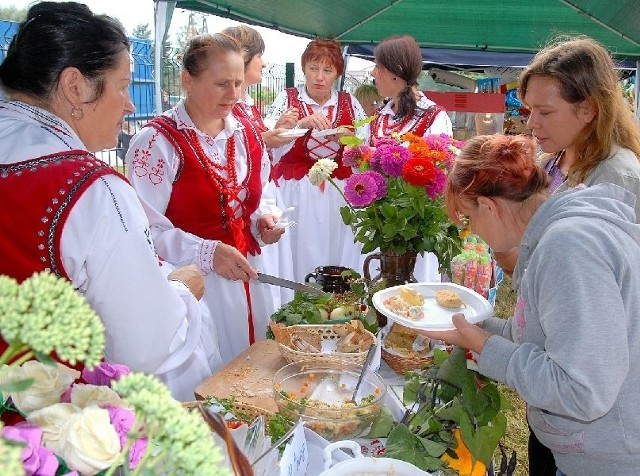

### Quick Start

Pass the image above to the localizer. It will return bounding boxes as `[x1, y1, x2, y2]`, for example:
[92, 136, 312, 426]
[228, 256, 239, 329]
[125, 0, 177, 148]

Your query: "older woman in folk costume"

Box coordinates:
[370, 35, 453, 282]
[0, 1, 216, 401]
[126, 33, 284, 364]
[265, 39, 367, 294]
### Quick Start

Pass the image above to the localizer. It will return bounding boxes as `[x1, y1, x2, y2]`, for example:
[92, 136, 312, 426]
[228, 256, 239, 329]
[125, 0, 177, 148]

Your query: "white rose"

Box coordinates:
[70, 384, 121, 408]
[0, 361, 80, 414]
[50, 405, 121, 475]
[28, 402, 81, 443]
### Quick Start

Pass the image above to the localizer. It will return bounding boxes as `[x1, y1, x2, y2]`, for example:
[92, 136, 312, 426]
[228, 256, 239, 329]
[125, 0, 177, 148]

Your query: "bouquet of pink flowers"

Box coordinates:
[310, 133, 465, 273]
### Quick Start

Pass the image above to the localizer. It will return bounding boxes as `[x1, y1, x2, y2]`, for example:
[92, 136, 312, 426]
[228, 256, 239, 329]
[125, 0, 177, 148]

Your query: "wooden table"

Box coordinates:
[195, 339, 288, 413]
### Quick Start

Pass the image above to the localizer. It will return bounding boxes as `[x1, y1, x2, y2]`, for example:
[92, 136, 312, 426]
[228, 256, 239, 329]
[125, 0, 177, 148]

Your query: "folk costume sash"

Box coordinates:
[232, 102, 268, 133]
[271, 88, 354, 182]
[146, 115, 264, 257]
[369, 104, 444, 145]
[0, 151, 119, 385]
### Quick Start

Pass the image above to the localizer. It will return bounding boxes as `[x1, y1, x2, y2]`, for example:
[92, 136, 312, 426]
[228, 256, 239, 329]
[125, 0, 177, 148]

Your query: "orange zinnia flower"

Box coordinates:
[441, 429, 487, 476]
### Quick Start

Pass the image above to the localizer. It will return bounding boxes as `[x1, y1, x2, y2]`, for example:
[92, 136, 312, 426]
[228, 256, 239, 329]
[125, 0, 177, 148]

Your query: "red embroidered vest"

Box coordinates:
[0, 151, 121, 281]
[0, 151, 120, 388]
[271, 88, 355, 182]
[146, 116, 265, 256]
[232, 102, 268, 133]
[369, 104, 444, 145]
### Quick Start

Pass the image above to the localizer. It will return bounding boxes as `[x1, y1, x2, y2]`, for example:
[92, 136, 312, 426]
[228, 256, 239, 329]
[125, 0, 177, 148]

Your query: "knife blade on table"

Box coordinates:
[257, 272, 325, 296]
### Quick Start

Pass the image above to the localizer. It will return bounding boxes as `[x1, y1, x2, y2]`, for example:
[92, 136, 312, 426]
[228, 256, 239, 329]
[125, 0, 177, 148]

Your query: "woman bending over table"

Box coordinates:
[423, 134, 640, 476]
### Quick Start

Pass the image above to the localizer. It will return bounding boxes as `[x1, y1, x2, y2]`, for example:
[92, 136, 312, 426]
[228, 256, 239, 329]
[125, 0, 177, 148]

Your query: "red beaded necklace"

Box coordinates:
[183, 129, 245, 243]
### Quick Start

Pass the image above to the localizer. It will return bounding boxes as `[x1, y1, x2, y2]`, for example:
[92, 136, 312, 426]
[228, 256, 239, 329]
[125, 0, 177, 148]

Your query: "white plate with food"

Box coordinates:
[310, 126, 352, 139]
[278, 128, 310, 138]
[372, 283, 493, 331]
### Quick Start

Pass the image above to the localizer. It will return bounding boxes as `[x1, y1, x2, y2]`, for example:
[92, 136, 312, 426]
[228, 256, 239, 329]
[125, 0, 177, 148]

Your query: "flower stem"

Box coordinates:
[9, 350, 34, 368]
[327, 177, 355, 212]
[0, 341, 30, 366]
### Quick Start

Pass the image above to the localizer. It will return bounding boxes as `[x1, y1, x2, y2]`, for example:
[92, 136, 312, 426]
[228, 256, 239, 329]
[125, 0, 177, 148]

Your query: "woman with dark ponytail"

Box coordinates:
[370, 35, 452, 142]
[369, 35, 453, 282]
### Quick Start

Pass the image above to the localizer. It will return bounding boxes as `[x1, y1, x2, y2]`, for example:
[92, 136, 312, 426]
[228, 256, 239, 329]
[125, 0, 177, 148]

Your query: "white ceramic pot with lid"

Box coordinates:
[319, 440, 433, 476]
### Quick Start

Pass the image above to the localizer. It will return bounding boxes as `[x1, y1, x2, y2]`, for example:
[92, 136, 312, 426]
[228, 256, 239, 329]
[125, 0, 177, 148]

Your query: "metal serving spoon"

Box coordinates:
[348, 343, 377, 404]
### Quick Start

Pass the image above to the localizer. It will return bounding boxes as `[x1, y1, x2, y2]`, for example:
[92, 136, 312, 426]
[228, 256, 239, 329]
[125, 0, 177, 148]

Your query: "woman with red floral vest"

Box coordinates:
[0, 1, 214, 401]
[264, 39, 367, 292]
[370, 35, 453, 283]
[126, 33, 284, 364]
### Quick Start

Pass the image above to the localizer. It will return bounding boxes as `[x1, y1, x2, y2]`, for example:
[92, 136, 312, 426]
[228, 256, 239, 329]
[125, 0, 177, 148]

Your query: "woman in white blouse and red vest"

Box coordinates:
[0, 1, 214, 401]
[370, 35, 454, 282]
[265, 39, 367, 292]
[126, 33, 284, 364]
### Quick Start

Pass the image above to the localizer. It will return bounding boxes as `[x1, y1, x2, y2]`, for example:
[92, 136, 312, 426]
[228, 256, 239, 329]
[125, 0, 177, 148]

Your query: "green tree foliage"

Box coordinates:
[0, 5, 27, 22]
[131, 23, 151, 39]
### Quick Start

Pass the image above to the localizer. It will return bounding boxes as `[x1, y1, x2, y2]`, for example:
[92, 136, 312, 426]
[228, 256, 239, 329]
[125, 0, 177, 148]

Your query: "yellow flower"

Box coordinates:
[441, 429, 487, 476]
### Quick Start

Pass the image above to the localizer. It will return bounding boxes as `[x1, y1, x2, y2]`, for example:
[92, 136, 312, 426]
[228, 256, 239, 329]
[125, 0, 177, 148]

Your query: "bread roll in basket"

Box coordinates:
[269, 320, 376, 366]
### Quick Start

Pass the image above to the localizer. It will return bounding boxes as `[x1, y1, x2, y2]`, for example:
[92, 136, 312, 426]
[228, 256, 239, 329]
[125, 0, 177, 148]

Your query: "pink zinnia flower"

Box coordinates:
[426, 168, 447, 199]
[106, 405, 148, 469]
[82, 361, 130, 386]
[373, 137, 397, 147]
[375, 144, 411, 177]
[2, 422, 59, 476]
[343, 145, 371, 168]
[344, 173, 379, 207]
[361, 171, 387, 199]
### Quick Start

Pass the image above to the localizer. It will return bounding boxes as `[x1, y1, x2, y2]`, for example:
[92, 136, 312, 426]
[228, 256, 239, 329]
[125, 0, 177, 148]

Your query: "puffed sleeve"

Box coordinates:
[264, 89, 290, 129]
[125, 127, 218, 275]
[425, 109, 453, 137]
[60, 174, 205, 380]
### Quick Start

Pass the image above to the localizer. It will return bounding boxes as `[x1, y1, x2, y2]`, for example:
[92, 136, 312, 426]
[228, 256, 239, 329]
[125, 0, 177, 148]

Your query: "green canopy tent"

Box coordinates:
[152, 0, 639, 112]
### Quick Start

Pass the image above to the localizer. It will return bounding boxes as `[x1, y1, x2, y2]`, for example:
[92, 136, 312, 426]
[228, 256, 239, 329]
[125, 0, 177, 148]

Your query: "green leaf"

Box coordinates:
[366, 408, 394, 437]
[459, 412, 507, 466]
[353, 115, 376, 128]
[420, 436, 449, 458]
[34, 351, 56, 366]
[385, 424, 447, 471]
[0, 377, 35, 393]
[339, 135, 363, 147]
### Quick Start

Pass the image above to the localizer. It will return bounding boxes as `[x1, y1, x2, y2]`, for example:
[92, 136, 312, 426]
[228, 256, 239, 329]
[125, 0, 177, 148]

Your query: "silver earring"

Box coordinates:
[70, 107, 84, 120]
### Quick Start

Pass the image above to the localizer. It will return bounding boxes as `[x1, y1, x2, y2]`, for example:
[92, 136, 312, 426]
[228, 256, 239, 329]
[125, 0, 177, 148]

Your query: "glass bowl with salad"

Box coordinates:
[273, 361, 386, 441]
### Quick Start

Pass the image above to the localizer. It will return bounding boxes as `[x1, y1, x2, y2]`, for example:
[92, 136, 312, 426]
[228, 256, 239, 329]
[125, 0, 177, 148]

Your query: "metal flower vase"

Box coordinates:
[363, 250, 418, 327]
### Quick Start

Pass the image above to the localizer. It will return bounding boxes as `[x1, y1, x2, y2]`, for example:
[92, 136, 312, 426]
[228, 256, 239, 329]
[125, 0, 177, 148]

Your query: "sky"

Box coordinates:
[4, 0, 373, 71]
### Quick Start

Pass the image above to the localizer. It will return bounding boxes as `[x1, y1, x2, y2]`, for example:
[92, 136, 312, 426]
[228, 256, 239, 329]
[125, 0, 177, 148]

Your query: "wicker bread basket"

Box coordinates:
[269, 320, 376, 366]
[381, 347, 434, 374]
[381, 324, 434, 374]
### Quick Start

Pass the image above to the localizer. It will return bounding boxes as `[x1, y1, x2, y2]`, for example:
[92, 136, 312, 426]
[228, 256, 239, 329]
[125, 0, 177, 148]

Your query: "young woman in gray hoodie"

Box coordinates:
[423, 134, 640, 476]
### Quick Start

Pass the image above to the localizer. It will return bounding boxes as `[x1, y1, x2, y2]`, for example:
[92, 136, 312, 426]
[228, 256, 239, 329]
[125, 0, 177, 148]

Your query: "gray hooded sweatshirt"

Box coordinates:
[480, 183, 640, 475]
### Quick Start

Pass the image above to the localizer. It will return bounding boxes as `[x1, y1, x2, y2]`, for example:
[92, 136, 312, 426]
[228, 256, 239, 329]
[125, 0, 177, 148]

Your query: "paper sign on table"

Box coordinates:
[279, 422, 309, 476]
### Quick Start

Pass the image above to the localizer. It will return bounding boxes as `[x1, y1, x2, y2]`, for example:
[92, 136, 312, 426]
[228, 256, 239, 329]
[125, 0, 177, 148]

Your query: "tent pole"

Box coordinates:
[153, 0, 176, 116]
[635, 61, 640, 119]
[339, 46, 349, 92]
